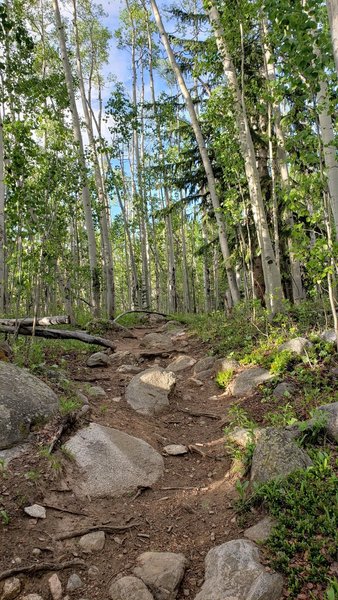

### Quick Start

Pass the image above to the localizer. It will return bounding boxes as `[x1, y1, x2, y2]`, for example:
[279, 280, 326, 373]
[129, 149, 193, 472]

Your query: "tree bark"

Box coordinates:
[208, 3, 283, 315]
[149, 0, 240, 307]
[327, 0, 338, 76]
[0, 116, 5, 314]
[52, 0, 100, 316]
[0, 315, 70, 326]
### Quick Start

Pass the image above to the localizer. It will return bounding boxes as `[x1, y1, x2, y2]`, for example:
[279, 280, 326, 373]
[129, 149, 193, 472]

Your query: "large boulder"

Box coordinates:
[126, 368, 176, 416]
[140, 333, 174, 353]
[65, 423, 164, 498]
[228, 367, 274, 397]
[250, 427, 312, 485]
[194, 539, 283, 600]
[0, 362, 58, 449]
[278, 337, 312, 355]
[133, 552, 187, 600]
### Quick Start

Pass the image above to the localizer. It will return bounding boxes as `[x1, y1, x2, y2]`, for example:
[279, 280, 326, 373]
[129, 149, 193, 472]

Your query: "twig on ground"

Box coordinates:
[0, 560, 86, 581]
[55, 522, 140, 540]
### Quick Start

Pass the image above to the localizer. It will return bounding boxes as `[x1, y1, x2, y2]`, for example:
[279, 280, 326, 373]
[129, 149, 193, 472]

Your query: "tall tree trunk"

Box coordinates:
[149, 0, 240, 307]
[72, 0, 114, 316]
[327, 0, 338, 75]
[52, 0, 100, 315]
[0, 116, 5, 314]
[208, 4, 283, 315]
[261, 20, 305, 302]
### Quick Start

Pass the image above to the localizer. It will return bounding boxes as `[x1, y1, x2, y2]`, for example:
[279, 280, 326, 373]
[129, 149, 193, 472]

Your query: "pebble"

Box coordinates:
[112, 396, 122, 403]
[21, 596, 44, 600]
[87, 566, 99, 579]
[1, 577, 21, 600]
[48, 573, 62, 600]
[210, 532, 216, 541]
[183, 590, 190, 597]
[66, 573, 83, 592]
[24, 504, 46, 519]
[32, 548, 41, 557]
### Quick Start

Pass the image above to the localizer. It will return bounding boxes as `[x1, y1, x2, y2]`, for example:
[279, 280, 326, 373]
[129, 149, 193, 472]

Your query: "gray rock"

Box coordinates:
[109, 576, 154, 600]
[24, 504, 46, 519]
[165, 356, 196, 373]
[244, 516, 276, 543]
[140, 333, 174, 353]
[213, 358, 239, 374]
[194, 369, 212, 381]
[278, 337, 312, 355]
[66, 574, 84, 592]
[87, 566, 99, 579]
[21, 596, 44, 600]
[65, 423, 164, 498]
[86, 352, 110, 368]
[79, 530, 105, 553]
[194, 357, 215, 374]
[87, 386, 107, 398]
[226, 427, 259, 448]
[126, 368, 176, 416]
[48, 573, 62, 600]
[194, 539, 283, 600]
[133, 551, 187, 600]
[320, 329, 337, 344]
[76, 392, 89, 405]
[250, 428, 312, 485]
[228, 367, 274, 397]
[0, 362, 58, 450]
[0, 443, 29, 467]
[1, 577, 21, 600]
[163, 444, 188, 456]
[273, 382, 296, 399]
[108, 351, 138, 367]
[317, 402, 338, 441]
[117, 365, 143, 374]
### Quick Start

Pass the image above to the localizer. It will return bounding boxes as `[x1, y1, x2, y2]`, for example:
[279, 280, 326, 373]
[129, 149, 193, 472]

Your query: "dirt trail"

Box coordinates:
[0, 323, 245, 599]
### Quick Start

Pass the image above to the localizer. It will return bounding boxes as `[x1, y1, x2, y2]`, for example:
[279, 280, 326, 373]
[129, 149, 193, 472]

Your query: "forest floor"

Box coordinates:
[0, 318, 336, 599]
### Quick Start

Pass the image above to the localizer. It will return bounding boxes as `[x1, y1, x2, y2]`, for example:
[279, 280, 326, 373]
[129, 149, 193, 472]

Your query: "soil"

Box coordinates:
[0, 322, 329, 600]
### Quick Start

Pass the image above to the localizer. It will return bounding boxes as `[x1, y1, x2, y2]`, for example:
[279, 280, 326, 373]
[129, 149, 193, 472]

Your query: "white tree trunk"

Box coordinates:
[149, 0, 240, 307]
[53, 0, 100, 315]
[327, 0, 338, 75]
[208, 3, 283, 314]
[0, 116, 5, 313]
[72, 0, 115, 316]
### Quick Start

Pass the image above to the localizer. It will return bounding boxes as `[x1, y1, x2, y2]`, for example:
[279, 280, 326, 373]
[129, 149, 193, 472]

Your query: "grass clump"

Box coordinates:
[251, 452, 338, 597]
[59, 396, 82, 415]
[215, 368, 234, 389]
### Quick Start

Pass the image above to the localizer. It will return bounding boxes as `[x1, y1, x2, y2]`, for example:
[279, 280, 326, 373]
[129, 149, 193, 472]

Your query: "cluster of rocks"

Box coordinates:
[0, 571, 85, 600]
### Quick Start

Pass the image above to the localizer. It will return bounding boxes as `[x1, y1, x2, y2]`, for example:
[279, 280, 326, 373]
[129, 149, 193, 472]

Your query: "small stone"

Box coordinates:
[112, 397, 122, 403]
[79, 530, 105, 553]
[76, 392, 89, 405]
[194, 357, 216, 374]
[163, 444, 188, 456]
[87, 566, 99, 579]
[87, 386, 107, 398]
[32, 548, 41, 557]
[244, 516, 276, 543]
[117, 365, 143, 374]
[12, 558, 21, 565]
[66, 573, 83, 592]
[189, 378, 203, 387]
[165, 356, 196, 373]
[24, 504, 46, 519]
[21, 596, 44, 600]
[48, 573, 62, 600]
[183, 590, 190, 597]
[273, 382, 296, 399]
[79, 405, 90, 416]
[86, 352, 110, 368]
[1, 577, 21, 600]
[210, 532, 216, 542]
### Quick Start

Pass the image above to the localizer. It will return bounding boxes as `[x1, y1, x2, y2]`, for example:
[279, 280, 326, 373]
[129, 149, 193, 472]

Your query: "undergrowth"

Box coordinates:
[249, 452, 338, 598]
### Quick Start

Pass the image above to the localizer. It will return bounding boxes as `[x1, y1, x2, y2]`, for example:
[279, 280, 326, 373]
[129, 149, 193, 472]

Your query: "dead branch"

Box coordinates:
[43, 504, 88, 517]
[55, 522, 140, 541]
[177, 407, 220, 420]
[0, 559, 86, 581]
[0, 315, 70, 327]
[113, 309, 169, 323]
[0, 325, 116, 349]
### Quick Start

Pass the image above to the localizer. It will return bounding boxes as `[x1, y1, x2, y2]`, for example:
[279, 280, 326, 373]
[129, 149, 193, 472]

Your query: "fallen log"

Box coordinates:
[0, 325, 116, 349]
[0, 315, 70, 326]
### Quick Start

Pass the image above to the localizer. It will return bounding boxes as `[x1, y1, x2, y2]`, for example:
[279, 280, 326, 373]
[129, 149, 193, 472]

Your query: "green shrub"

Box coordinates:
[215, 368, 234, 388]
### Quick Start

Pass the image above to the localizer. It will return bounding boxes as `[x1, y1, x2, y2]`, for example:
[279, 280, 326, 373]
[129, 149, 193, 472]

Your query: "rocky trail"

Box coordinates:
[0, 317, 336, 600]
